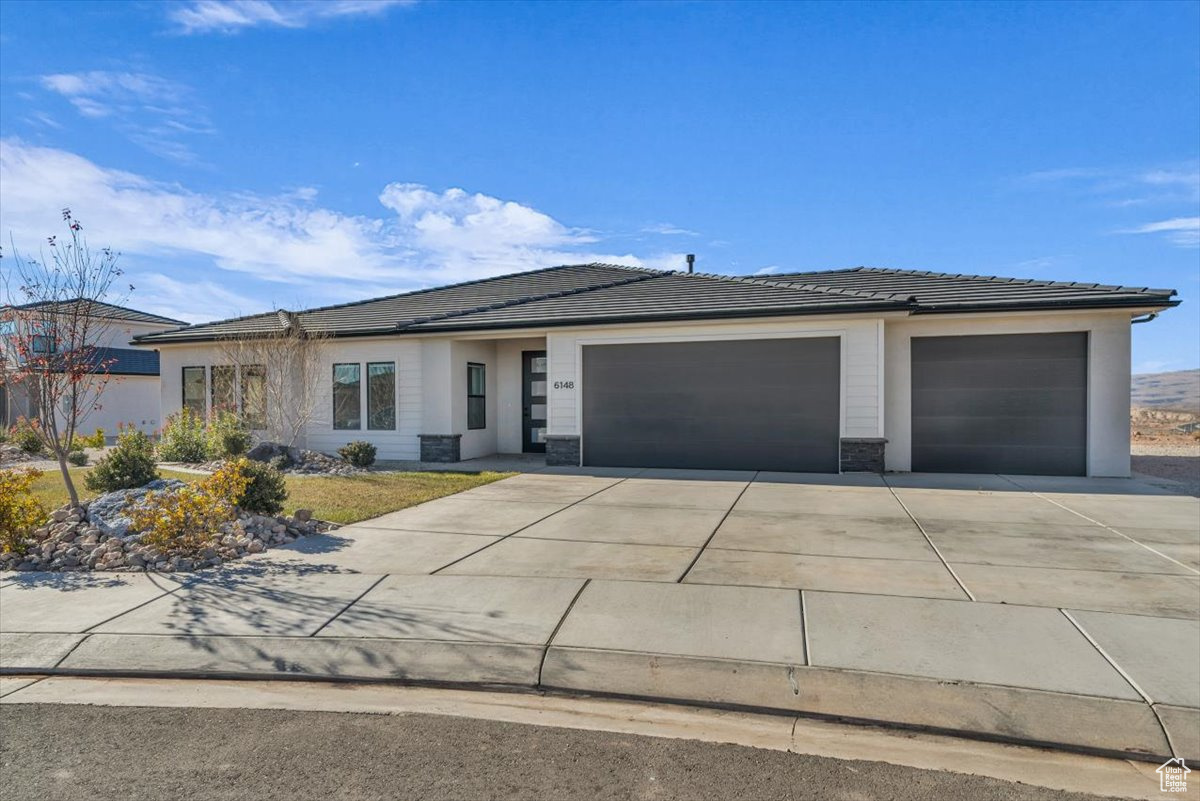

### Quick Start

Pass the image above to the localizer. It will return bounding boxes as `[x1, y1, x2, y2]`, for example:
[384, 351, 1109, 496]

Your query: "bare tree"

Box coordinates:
[213, 314, 330, 449]
[1, 209, 127, 507]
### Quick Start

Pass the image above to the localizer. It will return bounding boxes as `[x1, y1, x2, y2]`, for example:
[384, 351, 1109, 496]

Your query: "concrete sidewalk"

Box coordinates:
[2, 569, 1196, 763]
[2, 469, 1197, 763]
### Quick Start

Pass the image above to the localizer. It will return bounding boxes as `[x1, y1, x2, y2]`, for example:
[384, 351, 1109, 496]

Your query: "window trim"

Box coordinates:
[466, 362, 486, 431]
[366, 361, 396, 431]
[182, 365, 207, 418]
[332, 362, 362, 431]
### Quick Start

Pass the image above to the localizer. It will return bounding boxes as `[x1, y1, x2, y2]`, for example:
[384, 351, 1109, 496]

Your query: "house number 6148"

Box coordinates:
[553, 381, 575, 390]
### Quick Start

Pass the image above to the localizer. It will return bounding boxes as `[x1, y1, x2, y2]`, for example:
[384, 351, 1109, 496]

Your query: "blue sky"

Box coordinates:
[1, 0, 1197, 371]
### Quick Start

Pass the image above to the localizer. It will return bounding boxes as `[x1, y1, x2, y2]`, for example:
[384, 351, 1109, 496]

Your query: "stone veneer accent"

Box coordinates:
[419, 434, 462, 463]
[840, 437, 887, 473]
[545, 435, 582, 467]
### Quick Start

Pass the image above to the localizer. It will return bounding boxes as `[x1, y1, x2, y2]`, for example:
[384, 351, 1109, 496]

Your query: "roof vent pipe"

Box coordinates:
[686, 254, 695, 273]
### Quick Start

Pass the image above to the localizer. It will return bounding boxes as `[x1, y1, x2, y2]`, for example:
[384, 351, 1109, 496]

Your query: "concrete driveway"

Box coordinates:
[3, 468, 1198, 762]
[254, 468, 1200, 619]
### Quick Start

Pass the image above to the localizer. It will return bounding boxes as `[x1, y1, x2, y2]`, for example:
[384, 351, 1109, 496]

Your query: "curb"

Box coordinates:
[3, 631, 1192, 764]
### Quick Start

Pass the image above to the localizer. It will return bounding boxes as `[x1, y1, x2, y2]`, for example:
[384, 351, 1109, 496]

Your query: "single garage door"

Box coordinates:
[581, 338, 840, 472]
[911, 332, 1087, 476]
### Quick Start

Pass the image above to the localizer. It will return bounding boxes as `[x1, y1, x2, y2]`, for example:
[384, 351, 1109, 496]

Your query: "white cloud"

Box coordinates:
[169, 0, 412, 34]
[1121, 217, 1200, 248]
[37, 71, 213, 163]
[0, 139, 677, 321]
[753, 266, 782, 276]
[642, 222, 698, 237]
[1019, 162, 1200, 205]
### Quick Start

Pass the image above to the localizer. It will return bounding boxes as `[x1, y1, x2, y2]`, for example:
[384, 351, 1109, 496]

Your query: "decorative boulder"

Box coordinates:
[87, 479, 187, 538]
[246, 441, 302, 468]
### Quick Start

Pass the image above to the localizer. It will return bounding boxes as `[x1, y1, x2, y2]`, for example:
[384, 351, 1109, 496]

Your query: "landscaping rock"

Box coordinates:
[0, 443, 40, 466]
[3, 484, 329, 575]
[87, 480, 187, 537]
[246, 441, 302, 467]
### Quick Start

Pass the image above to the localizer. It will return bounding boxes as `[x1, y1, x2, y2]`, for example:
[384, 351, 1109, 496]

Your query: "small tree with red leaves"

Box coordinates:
[1, 210, 128, 507]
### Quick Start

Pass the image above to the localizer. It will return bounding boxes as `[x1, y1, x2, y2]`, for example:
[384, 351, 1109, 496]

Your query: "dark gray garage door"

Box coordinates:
[582, 338, 840, 472]
[911, 332, 1087, 476]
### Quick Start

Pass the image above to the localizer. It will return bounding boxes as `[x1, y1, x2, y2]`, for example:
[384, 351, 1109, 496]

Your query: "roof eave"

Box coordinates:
[909, 297, 1181, 315]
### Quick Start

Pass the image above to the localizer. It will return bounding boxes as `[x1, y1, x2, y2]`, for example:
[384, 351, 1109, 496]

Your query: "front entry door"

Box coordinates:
[522, 351, 548, 453]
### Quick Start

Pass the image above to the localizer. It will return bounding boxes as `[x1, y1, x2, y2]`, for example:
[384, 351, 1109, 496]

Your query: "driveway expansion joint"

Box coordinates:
[881, 475, 976, 601]
[675, 472, 757, 583]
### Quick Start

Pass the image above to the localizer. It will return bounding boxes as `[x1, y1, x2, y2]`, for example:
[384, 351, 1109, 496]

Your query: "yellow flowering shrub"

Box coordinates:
[127, 460, 250, 554]
[0, 468, 46, 554]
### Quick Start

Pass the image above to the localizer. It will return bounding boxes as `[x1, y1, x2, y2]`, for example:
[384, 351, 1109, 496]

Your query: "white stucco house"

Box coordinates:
[132, 264, 1180, 477]
[1, 300, 185, 439]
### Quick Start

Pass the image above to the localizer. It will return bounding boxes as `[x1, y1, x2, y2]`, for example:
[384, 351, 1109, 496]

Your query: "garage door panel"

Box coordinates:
[582, 338, 840, 472]
[913, 359, 1088, 391]
[913, 387, 1087, 418]
[915, 446, 1087, 476]
[911, 333, 1087, 476]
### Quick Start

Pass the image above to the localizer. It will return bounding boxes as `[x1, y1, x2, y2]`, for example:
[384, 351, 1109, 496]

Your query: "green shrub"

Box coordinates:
[233, 457, 288, 515]
[84, 429, 159, 493]
[206, 410, 252, 460]
[66, 448, 89, 467]
[79, 428, 107, 449]
[338, 440, 376, 468]
[10, 418, 42, 454]
[157, 408, 208, 463]
[1, 468, 45, 555]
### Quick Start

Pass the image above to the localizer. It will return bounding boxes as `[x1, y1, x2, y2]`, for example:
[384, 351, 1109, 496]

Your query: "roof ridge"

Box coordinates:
[10, 298, 187, 326]
[779, 266, 1175, 296]
[138, 263, 659, 340]
[396, 271, 664, 329]
[676, 270, 912, 303]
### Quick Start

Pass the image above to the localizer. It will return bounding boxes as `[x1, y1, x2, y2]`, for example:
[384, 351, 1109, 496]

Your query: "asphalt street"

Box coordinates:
[0, 703, 1133, 801]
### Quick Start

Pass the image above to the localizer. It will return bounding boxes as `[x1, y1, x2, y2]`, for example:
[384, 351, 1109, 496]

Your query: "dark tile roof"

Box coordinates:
[90, 347, 160, 376]
[37, 346, 160, 376]
[134, 263, 1180, 343]
[759, 267, 1179, 313]
[10, 299, 185, 326]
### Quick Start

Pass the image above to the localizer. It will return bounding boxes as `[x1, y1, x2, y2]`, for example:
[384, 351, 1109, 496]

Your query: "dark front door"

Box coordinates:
[522, 350, 548, 453]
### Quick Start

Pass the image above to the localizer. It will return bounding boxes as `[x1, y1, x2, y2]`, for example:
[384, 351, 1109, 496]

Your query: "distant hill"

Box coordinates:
[1132, 369, 1200, 413]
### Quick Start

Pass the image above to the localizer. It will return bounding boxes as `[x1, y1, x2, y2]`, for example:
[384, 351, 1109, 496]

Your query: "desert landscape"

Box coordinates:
[1130, 368, 1199, 495]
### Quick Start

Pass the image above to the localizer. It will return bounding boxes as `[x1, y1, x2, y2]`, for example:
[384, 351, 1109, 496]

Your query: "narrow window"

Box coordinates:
[367, 362, 396, 430]
[241, 364, 267, 430]
[182, 366, 206, 417]
[333, 363, 361, 430]
[467, 362, 486, 430]
[211, 365, 236, 415]
[31, 334, 56, 354]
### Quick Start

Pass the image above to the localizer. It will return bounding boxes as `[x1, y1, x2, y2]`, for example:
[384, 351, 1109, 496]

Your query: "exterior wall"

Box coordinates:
[495, 337, 547, 454]
[884, 310, 1133, 477]
[545, 316, 888, 452]
[77, 375, 161, 438]
[307, 338, 422, 461]
[157, 338, 423, 461]
[450, 340, 498, 460]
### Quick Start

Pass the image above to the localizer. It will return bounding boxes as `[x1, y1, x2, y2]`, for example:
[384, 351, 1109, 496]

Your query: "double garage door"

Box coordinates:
[579, 332, 1088, 476]
[581, 338, 841, 472]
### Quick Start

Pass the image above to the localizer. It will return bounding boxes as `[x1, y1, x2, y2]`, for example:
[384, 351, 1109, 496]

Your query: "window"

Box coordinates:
[31, 335, 56, 354]
[367, 362, 396, 430]
[333, 363, 361, 430]
[241, 364, 266, 430]
[182, 367, 206, 417]
[211, 365, 236, 414]
[467, 362, 486, 430]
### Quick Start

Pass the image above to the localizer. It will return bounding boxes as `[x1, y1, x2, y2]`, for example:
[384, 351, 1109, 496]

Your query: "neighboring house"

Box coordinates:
[132, 264, 1180, 477]
[1, 300, 185, 439]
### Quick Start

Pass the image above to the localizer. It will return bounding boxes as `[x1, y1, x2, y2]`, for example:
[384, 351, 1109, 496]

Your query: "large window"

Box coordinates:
[211, 365, 236, 414]
[467, 362, 486, 430]
[241, 364, 266, 429]
[182, 367, 206, 417]
[333, 363, 361, 430]
[367, 362, 396, 430]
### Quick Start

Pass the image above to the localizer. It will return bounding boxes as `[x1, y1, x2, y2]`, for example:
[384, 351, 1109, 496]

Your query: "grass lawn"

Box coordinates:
[25, 466, 514, 525]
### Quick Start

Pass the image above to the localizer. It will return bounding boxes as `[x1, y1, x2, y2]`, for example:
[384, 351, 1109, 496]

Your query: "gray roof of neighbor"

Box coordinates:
[133, 263, 1180, 344]
[9, 299, 185, 326]
[86, 346, 160, 376]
